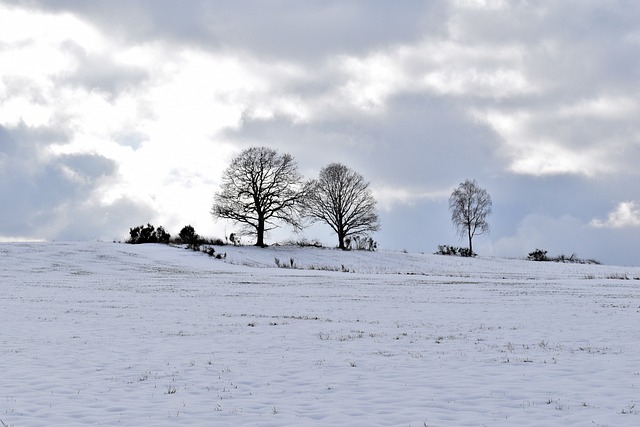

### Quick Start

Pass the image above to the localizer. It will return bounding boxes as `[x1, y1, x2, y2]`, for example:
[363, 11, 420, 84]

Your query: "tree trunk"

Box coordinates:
[338, 233, 345, 250]
[256, 217, 265, 247]
[467, 225, 473, 256]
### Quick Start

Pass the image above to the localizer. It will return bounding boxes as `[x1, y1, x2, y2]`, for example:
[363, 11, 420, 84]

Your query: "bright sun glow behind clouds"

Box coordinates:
[0, 3, 262, 236]
[1, 0, 345, 240]
[0, 4, 104, 126]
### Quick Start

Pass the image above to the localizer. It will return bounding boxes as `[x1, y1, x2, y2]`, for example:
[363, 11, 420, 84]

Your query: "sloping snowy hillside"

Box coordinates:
[1, 242, 639, 426]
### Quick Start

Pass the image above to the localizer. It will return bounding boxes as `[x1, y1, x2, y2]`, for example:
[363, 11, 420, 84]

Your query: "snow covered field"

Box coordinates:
[1, 242, 639, 426]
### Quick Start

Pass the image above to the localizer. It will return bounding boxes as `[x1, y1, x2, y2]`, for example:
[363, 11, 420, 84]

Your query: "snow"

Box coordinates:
[1, 241, 639, 426]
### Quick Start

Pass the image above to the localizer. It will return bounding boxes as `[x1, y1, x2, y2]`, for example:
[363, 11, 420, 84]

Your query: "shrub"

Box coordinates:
[527, 249, 548, 261]
[208, 237, 225, 246]
[435, 245, 475, 257]
[200, 246, 225, 259]
[229, 233, 240, 246]
[278, 238, 324, 248]
[156, 226, 170, 244]
[274, 257, 297, 268]
[458, 247, 475, 257]
[127, 223, 171, 244]
[526, 249, 600, 265]
[179, 225, 200, 251]
[436, 245, 458, 256]
[552, 254, 600, 264]
[346, 235, 377, 251]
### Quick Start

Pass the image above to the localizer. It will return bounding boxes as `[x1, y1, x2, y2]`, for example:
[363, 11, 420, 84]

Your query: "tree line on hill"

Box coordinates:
[128, 146, 494, 256]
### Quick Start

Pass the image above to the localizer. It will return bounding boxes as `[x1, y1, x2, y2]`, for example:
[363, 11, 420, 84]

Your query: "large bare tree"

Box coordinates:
[448, 179, 492, 256]
[305, 163, 380, 250]
[211, 146, 306, 247]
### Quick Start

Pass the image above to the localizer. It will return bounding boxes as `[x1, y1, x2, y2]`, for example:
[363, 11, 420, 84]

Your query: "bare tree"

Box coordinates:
[211, 146, 306, 247]
[449, 179, 492, 256]
[305, 163, 380, 250]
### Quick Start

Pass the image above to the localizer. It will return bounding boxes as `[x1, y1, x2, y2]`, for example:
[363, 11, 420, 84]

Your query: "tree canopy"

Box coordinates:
[211, 146, 306, 247]
[304, 163, 380, 250]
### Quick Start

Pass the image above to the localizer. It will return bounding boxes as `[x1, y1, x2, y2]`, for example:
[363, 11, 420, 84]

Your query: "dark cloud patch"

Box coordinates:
[0, 123, 136, 240]
[446, 2, 640, 102]
[450, 1, 640, 50]
[6, 0, 215, 46]
[0, 121, 62, 151]
[113, 130, 146, 150]
[8, 0, 448, 60]
[0, 162, 79, 237]
[228, 94, 503, 192]
[51, 196, 157, 242]
[354, 95, 503, 188]
[204, 0, 448, 60]
[376, 198, 451, 253]
[490, 174, 606, 220]
[0, 122, 69, 173]
[0, 123, 115, 180]
[0, 163, 70, 235]
[534, 5, 640, 96]
[59, 153, 117, 180]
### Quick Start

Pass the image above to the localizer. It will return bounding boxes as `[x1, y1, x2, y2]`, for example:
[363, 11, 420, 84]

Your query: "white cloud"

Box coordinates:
[373, 185, 450, 211]
[506, 139, 607, 177]
[0, 3, 102, 48]
[422, 67, 530, 98]
[557, 95, 639, 120]
[590, 202, 640, 229]
[454, 0, 508, 11]
[334, 38, 532, 112]
[473, 105, 633, 177]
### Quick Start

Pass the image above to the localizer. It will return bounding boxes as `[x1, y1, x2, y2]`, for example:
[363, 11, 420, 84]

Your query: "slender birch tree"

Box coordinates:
[449, 179, 492, 256]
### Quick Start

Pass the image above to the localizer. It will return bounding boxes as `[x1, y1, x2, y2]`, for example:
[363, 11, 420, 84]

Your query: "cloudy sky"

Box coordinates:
[1, 0, 639, 265]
